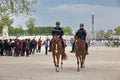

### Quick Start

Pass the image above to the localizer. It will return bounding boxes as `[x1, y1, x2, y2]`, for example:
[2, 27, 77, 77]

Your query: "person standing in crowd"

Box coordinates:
[37, 39, 42, 53]
[45, 39, 49, 55]
[14, 39, 19, 57]
[3, 40, 11, 56]
[19, 40, 24, 56]
[24, 39, 30, 57]
[29, 39, 32, 55]
[116, 38, 119, 47]
[70, 38, 75, 53]
[75, 24, 89, 55]
[0, 40, 4, 56]
[23, 40, 26, 56]
[10, 39, 15, 56]
[30, 39, 37, 54]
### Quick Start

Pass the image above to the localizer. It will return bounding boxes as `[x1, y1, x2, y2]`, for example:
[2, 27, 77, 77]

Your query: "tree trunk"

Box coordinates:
[2, 25, 9, 40]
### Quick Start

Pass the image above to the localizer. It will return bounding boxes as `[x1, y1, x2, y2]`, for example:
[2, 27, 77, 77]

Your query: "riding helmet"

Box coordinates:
[56, 21, 60, 25]
[80, 24, 84, 27]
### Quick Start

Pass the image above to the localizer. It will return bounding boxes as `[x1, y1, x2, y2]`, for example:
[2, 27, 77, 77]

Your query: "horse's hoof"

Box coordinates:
[54, 64, 56, 67]
[77, 69, 80, 72]
[81, 65, 85, 68]
[56, 70, 59, 72]
[56, 67, 59, 72]
[56, 69, 59, 72]
[61, 63, 63, 68]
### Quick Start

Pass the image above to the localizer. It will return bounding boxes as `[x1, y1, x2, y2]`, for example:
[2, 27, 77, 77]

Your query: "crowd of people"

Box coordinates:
[0, 38, 44, 57]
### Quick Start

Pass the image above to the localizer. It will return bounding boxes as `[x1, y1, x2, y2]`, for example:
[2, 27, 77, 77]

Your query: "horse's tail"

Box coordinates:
[62, 52, 67, 60]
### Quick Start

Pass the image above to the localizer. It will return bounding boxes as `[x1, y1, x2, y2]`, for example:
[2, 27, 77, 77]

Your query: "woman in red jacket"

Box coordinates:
[19, 40, 24, 56]
[37, 39, 42, 53]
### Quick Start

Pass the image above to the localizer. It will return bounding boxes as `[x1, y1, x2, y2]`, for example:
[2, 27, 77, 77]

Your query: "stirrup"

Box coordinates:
[86, 52, 89, 55]
[48, 50, 51, 52]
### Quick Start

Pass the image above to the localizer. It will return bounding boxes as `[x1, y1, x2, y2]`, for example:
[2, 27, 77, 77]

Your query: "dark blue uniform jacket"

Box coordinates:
[75, 29, 86, 41]
[52, 27, 64, 38]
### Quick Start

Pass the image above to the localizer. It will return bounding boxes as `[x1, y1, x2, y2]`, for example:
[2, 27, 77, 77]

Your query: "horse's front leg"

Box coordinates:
[52, 52, 56, 67]
[76, 55, 80, 72]
[81, 53, 85, 68]
[56, 52, 61, 72]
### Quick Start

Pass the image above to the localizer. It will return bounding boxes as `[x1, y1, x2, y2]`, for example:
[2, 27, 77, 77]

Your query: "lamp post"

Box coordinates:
[92, 12, 95, 40]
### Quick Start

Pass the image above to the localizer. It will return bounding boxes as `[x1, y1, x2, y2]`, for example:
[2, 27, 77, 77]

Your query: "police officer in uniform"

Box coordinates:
[75, 24, 89, 55]
[49, 21, 64, 52]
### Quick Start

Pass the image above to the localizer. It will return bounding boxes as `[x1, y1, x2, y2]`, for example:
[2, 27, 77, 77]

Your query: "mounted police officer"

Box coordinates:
[49, 21, 64, 52]
[75, 24, 89, 55]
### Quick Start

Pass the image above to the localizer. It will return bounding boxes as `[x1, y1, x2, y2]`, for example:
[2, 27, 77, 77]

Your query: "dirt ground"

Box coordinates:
[0, 46, 120, 80]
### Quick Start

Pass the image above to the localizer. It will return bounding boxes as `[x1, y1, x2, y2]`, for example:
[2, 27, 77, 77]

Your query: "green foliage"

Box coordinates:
[3, 25, 73, 35]
[33, 26, 53, 35]
[0, 0, 36, 15]
[104, 30, 113, 38]
[114, 26, 120, 35]
[0, 0, 36, 36]
[9, 26, 25, 35]
[62, 26, 72, 34]
[97, 30, 104, 39]
[0, 15, 13, 35]
[25, 17, 35, 34]
[0, 23, 3, 34]
[0, 15, 13, 26]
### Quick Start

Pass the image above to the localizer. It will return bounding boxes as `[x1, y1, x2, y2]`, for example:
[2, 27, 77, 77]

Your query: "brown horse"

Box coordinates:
[51, 35, 67, 72]
[75, 37, 86, 71]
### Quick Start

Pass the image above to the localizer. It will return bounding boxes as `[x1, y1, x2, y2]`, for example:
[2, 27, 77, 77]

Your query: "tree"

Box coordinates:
[114, 26, 120, 35]
[62, 26, 72, 34]
[97, 30, 104, 39]
[0, 0, 36, 16]
[9, 26, 25, 35]
[26, 18, 35, 35]
[0, 15, 13, 26]
[0, 22, 3, 34]
[0, 15, 13, 39]
[0, 0, 36, 39]
[104, 30, 113, 38]
[33, 26, 53, 35]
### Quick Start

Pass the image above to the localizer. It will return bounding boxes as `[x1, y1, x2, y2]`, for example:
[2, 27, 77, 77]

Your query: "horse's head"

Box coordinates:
[75, 37, 85, 48]
[52, 34, 62, 53]
[75, 36, 79, 41]
[53, 34, 60, 42]
[75, 36, 84, 43]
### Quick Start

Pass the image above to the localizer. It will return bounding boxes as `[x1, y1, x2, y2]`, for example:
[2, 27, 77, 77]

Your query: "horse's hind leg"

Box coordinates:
[76, 57, 80, 71]
[61, 55, 63, 68]
[81, 62, 84, 68]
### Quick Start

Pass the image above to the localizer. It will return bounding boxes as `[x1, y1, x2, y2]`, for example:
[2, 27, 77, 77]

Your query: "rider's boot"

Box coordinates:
[48, 41, 52, 52]
[85, 42, 89, 55]
[70, 42, 75, 53]
[61, 40, 65, 52]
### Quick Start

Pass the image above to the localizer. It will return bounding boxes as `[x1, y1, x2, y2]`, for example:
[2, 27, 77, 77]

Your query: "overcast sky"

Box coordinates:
[13, 0, 120, 33]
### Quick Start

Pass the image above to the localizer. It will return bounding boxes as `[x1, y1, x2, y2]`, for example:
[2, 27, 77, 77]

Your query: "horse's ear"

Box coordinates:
[75, 36, 79, 40]
[74, 36, 76, 38]
[58, 35, 60, 38]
